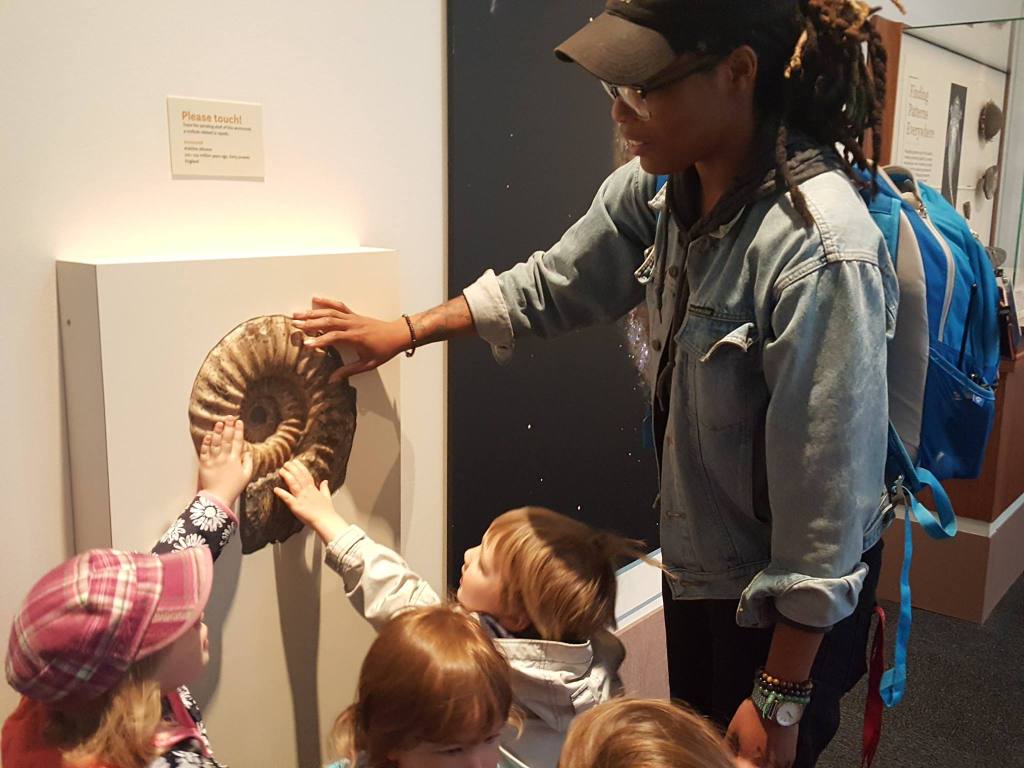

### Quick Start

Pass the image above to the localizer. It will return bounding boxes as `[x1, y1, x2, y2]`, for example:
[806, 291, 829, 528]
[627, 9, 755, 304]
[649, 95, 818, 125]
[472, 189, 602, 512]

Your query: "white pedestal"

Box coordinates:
[56, 250, 400, 768]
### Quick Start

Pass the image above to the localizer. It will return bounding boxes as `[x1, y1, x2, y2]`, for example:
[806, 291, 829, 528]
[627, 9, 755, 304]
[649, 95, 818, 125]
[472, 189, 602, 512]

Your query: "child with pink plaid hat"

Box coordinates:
[2, 417, 252, 768]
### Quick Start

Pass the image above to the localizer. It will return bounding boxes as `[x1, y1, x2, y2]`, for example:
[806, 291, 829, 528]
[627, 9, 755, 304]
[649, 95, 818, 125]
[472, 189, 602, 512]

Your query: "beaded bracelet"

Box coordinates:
[402, 314, 417, 358]
[756, 669, 814, 696]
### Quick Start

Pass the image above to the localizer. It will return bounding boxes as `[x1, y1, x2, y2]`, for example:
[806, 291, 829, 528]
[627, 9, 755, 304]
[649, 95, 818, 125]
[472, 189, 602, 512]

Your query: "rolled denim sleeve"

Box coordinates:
[463, 158, 658, 363]
[737, 255, 890, 629]
[463, 268, 516, 363]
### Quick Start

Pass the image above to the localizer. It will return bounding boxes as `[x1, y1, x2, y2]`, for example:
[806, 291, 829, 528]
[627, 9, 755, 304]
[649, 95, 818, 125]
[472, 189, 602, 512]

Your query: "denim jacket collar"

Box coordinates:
[667, 134, 843, 244]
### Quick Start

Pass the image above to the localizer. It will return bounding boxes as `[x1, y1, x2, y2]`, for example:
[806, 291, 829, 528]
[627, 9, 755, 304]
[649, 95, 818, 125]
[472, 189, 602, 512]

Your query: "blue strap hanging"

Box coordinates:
[879, 425, 957, 708]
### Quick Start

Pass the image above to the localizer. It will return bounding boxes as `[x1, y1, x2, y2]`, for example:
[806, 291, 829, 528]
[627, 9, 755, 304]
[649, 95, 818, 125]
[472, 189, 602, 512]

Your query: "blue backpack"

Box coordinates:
[860, 165, 1001, 709]
[865, 165, 1000, 480]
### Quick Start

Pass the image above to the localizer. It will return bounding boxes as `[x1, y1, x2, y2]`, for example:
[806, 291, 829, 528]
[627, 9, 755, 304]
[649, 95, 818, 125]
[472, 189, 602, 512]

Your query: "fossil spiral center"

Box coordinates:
[240, 376, 305, 443]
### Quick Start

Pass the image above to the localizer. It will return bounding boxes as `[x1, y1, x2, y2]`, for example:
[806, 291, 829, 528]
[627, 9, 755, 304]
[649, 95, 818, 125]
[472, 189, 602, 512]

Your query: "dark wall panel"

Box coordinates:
[446, 0, 659, 586]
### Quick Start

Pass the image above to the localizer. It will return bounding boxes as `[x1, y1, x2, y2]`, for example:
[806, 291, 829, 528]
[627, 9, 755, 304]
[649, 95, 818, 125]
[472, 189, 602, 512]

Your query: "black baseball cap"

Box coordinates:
[555, 0, 800, 85]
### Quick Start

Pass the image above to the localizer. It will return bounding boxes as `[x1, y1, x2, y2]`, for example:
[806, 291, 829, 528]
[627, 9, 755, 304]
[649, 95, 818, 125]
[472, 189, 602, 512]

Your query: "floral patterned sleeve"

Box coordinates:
[148, 495, 239, 767]
[149, 750, 226, 768]
[151, 493, 238, 561]
[143, 687, 229, 768]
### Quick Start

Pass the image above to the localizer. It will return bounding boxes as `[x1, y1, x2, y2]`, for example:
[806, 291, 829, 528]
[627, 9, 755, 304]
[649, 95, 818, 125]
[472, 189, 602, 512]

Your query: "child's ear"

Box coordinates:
[501, 610, 531, 634]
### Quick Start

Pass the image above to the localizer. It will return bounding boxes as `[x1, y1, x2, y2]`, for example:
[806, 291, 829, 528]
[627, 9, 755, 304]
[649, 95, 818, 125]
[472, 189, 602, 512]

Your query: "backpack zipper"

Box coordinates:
[909, 196, 958, 344]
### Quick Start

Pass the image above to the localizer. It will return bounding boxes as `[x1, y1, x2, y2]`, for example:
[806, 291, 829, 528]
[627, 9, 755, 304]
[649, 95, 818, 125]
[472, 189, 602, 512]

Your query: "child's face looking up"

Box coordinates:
[153, 613, 210, 692]
[457, 535, 528, 632]
[457, 536, 504, 618]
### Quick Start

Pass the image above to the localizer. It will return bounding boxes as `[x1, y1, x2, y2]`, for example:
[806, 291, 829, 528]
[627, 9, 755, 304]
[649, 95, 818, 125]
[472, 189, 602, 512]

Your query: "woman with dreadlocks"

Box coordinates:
[294, 2, 901, 765]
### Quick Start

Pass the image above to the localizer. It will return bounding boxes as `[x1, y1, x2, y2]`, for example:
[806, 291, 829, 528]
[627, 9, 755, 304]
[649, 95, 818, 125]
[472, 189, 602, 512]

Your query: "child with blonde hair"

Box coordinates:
[559, 698, 752, 768]
[326, 604, 515, 768]
[275, 459, 648, 768]
[2, 417, 251, 768]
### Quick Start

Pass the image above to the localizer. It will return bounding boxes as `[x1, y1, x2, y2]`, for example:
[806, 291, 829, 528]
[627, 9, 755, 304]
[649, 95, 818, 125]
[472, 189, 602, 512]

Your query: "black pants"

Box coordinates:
[662, 540, 883, 768]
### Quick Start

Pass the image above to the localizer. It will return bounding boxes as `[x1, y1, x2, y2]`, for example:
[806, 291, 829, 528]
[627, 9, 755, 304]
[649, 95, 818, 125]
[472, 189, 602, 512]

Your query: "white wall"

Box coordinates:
[0, 0, 446, 751]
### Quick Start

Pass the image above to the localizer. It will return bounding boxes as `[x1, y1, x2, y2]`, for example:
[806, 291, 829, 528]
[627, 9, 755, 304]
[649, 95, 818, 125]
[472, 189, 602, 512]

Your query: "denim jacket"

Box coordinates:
[463, 155, 898, 630]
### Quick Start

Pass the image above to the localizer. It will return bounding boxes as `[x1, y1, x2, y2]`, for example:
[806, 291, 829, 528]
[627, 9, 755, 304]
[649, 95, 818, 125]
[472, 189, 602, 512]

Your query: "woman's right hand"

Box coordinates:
[293, 297, 410, 382]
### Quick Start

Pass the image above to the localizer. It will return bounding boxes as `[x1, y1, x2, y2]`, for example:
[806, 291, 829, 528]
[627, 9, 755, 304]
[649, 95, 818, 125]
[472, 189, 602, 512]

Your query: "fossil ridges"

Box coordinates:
[188, 315, 357, 553]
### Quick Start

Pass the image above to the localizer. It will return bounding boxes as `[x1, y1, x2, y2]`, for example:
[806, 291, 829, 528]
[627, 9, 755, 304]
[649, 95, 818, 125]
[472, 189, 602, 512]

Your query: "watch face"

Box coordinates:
[776, 701, 804, 727]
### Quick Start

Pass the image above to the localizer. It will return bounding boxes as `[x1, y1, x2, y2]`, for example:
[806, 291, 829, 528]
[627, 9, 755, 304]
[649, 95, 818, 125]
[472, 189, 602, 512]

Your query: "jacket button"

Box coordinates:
[652, 339, 662, 352]
[668, 265, 679, 279]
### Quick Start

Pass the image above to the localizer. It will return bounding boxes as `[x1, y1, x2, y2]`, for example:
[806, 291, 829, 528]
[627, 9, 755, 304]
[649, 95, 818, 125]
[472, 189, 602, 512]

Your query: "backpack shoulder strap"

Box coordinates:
[862, 167, 903, 262]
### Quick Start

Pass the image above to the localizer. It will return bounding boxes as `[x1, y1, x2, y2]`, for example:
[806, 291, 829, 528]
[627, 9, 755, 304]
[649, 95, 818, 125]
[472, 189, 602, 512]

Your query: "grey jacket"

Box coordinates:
[324, 526, 624, 768]
[463, 155, 898, 629]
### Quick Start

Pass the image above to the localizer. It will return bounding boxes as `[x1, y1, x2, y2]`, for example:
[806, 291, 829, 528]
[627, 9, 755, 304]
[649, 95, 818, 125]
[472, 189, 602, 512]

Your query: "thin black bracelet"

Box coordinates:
[402, 314, 417, 357]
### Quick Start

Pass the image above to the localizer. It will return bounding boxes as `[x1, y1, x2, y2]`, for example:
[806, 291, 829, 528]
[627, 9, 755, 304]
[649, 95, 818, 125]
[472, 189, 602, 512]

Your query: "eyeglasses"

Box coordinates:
[601, 56, 722, 121]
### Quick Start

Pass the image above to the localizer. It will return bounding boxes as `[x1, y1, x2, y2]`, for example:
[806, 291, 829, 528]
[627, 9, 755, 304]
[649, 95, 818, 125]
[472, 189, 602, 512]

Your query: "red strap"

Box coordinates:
[861, 605, 887, 768]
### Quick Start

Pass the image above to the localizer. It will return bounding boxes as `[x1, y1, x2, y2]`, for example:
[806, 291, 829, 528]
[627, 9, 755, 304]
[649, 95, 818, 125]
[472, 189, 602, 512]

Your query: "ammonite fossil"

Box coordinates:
[979, 100, 1005, 143]
[189, 315, 357, 553]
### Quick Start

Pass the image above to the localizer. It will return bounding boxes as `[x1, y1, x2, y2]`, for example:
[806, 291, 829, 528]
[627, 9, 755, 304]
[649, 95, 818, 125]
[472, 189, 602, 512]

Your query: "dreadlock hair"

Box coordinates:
[738, 0, 904, 225]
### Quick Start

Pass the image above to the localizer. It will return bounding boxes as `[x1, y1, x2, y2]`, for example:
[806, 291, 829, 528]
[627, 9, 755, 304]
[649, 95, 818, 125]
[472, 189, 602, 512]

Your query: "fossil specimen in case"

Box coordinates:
[979, 100, 1004, 143]
[189, 315, 357, 553]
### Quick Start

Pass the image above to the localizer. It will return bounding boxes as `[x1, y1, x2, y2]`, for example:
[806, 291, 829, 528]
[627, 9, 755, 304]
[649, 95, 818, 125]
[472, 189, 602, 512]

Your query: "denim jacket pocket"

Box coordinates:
[699, 321, 757, 361]
[657, 313, 770, 574]
[676, 314, 761, 431]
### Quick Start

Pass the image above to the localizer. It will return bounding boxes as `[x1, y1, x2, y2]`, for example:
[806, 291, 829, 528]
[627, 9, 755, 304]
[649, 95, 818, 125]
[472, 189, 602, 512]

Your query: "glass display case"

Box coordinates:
[891, 17, 1024, 312]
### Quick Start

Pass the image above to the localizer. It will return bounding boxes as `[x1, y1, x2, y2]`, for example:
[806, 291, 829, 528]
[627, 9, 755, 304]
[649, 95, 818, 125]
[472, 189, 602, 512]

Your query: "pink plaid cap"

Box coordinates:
[5, 546, 213, 703]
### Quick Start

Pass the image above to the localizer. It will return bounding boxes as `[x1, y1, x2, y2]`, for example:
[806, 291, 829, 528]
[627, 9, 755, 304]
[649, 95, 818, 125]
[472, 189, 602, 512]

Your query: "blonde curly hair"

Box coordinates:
[44, 656, 164, 768]
[485, 506, 653, 643]
[559, 698, 736, 768]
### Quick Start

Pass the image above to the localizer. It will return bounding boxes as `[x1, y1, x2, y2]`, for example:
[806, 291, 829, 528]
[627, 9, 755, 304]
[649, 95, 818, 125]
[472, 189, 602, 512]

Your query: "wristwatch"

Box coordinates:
[751, 670, 812, 727]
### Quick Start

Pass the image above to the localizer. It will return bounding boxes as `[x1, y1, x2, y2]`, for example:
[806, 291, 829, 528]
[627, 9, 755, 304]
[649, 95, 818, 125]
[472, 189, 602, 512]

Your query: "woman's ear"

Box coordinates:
[725, 45, 759, 93]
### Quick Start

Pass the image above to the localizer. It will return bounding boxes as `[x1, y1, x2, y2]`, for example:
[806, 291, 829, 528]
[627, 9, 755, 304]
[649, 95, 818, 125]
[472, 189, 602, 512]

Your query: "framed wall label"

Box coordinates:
[167, 96, 264, 180]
